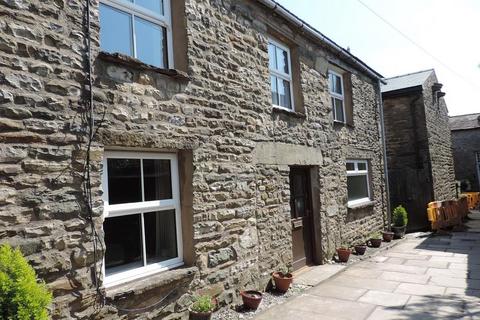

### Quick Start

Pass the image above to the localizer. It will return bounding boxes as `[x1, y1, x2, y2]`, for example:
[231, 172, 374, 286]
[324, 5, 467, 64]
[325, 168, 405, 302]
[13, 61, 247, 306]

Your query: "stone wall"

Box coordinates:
[451, 128, 480, 191]
[422, 73, 457, 201]
[382, 92, 433, 231]
[0, 0, 386, 318]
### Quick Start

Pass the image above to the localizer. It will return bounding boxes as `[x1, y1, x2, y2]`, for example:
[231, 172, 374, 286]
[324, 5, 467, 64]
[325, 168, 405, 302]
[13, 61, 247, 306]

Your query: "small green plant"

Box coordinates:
[392, 205, 408, 227]
[369, 231, 382, 240]
[191, 295, 215, 313]
[338, 242, 350, 250]
[0, 244, 52, 320]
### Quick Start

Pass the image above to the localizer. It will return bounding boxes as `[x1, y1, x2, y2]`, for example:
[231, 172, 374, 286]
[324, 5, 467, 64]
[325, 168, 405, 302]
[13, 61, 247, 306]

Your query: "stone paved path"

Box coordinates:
[255, 211, 480, 320]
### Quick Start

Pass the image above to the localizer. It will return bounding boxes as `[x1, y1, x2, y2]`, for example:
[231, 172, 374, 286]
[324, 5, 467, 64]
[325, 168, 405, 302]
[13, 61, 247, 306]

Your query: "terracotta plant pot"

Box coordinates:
[369, 238, 382, 248]
[189, 310, 212, 320]
[336, 248, 351, 263]
[272, 272, 293, 293]
[354, 244, 367, 255]
[382, 231, 394, 242]
[392, 225, 406, 239]
[240, 290, 262, 310]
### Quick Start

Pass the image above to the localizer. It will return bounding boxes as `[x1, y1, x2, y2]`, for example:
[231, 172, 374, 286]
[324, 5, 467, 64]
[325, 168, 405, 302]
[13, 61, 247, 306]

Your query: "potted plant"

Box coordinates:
[336, 244, 351, 263]
[382, 230, 394, 242]
[368, 232, 382, 248]
[272, 270, 293, 293]
[189, 295, 216, 320]
[354, 243, 367, 255]
[392, 205, 408, 239]
[240, 290, 263, 310]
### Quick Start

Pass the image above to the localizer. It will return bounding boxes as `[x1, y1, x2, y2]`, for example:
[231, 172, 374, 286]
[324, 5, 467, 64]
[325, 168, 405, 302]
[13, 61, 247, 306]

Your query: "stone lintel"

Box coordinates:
[253, 142, 322, 165]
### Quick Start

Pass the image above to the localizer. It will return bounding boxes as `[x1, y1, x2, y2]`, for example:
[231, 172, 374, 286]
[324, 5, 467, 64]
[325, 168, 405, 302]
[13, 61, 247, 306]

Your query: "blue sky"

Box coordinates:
[276, 0, 480, 116]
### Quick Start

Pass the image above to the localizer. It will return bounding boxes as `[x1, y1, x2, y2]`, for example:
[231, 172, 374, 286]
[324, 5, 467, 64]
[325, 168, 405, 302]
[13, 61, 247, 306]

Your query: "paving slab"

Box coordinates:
[358, 290, 410, 307]
[394, 282, 445, 296]
[308, 283, 367, 301]
[327, 274, 400, 292]
[355, 261, 427, 274]
[404, 259, 449, 269]
[429, 275, 480, 289]
[379, 271, 429, 284]
[294, 264, 345, 286]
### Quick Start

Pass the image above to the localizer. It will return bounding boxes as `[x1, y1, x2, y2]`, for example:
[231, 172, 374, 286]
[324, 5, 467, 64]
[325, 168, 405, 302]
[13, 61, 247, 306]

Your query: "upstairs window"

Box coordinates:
[328, 70, 346, 123]
[102, 152, 183, 286]
[268, 39, 294, 111]
[99, 0, 172, 68]
[346, 160, 371, 206]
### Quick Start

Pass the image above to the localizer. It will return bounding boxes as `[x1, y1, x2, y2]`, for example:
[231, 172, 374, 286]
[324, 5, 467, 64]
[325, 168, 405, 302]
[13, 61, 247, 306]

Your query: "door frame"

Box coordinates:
[289, 166, 322, 269]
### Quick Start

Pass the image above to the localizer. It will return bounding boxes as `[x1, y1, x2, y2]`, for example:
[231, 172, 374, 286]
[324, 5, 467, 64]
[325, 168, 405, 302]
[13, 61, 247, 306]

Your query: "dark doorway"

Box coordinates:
[290, 167, 314, 271]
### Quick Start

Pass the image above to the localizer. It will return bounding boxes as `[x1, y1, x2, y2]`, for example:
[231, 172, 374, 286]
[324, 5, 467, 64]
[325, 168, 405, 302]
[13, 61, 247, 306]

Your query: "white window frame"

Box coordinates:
[101, 151, 183, 287]
[268, 38, 295, 111]
[100, 0, 174, 68]
[346, 160, 371, 206]
[328, 70, 346, 123]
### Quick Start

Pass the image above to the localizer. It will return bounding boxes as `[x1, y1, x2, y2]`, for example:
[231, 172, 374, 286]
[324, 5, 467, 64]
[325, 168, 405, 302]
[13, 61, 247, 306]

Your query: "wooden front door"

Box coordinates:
[290, 167, 314, 271]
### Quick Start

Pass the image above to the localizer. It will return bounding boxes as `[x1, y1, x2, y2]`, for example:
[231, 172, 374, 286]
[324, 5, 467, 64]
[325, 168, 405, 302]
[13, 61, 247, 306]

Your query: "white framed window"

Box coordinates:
[268, 38, 294, 111]
[99, 0, 173, 68]
[346, 160, 371, 206]
[102, 151, 183, 287]
[328, 70, 346, 123]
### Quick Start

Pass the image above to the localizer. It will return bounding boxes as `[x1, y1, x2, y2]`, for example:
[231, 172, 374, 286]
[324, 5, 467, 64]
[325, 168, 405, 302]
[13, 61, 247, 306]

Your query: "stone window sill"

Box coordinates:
[272, 106, 306, 118]
[347, 200, 375, 210]
[98, 52, 190, 82]
[104, 266, 198, 302]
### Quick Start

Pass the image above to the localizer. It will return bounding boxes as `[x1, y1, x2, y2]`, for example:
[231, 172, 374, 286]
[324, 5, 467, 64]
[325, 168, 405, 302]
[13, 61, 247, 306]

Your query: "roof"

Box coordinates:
[381, 69, 434, 93]
[449, 113, 480, 131]
[257, 0, 384, 81]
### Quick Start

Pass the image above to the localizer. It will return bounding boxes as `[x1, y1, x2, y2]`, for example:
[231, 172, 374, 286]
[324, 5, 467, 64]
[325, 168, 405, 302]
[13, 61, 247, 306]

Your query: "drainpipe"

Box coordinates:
[378, 80, 391, 229]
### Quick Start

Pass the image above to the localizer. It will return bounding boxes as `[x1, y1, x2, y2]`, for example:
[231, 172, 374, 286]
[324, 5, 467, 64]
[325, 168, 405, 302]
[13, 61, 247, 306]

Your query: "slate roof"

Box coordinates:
[381, 69, 434, 93]
[449, 113, 480, 131]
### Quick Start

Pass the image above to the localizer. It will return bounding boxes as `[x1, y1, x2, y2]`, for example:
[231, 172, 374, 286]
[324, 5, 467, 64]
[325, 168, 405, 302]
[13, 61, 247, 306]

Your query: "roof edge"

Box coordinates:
[383, 69, 434, 81]
[256, 0, 384, 82]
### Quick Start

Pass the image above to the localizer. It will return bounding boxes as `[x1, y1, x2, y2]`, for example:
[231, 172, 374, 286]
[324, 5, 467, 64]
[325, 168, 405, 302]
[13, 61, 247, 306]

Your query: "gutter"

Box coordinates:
[257, 0, 385, 83]
[377, 80, 391, 228]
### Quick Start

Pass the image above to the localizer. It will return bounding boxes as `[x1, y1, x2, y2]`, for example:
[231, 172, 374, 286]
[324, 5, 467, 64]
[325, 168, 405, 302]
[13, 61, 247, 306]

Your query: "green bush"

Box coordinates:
[0, 244, 52, 320]
[392, 205, 408, 227]
[190, 295, 215, 313]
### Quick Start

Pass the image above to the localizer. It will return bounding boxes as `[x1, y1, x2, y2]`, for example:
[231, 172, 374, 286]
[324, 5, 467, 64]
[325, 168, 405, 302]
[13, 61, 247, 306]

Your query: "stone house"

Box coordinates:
[0, 0, 387, 318]
[381, 69, 456, 231]
[450, 113, 480, 192]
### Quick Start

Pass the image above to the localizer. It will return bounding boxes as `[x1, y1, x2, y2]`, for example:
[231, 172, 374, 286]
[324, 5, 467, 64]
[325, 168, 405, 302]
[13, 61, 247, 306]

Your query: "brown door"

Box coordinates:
[290, 167, 314, 271]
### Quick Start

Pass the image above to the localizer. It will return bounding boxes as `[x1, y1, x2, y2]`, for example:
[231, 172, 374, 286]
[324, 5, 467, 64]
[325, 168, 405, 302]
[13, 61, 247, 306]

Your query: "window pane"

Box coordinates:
[144, 210, 178, 264]
[135, 0, 164, 15]
[107, 158, 142, 205]
[143, 159, 172, 201]
[334, 74, 343, 95]
[99, 4, 132, 56]
[104, 214, 143, 275]
[346, 162, 355, 171]
[271, 75, 278, 105]
[276, 47, 289, 74]
[268, 43, 277, 70]
[334, 98, 345, 122]
[278, 79, 292, 109]
[347, 175, 369, 201]
[134, 17, 167, 68]
[358, 162, 367, 171]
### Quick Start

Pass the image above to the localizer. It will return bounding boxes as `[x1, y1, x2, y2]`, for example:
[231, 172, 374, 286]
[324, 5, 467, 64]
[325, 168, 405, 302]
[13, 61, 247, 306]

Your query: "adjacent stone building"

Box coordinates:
[450, 113, 480, 192]
[0, 0, 387, 318]
[382, 69, 456, 231]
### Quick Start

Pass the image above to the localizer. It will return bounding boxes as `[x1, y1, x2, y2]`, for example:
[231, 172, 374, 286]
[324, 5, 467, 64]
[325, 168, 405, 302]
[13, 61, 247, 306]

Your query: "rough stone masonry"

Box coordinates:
[0, 0, 387, 318]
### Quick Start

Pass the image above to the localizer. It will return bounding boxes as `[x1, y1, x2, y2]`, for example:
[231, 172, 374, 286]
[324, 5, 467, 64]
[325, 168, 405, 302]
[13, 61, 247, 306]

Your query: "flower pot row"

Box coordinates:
[189, 272, 294, 319]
